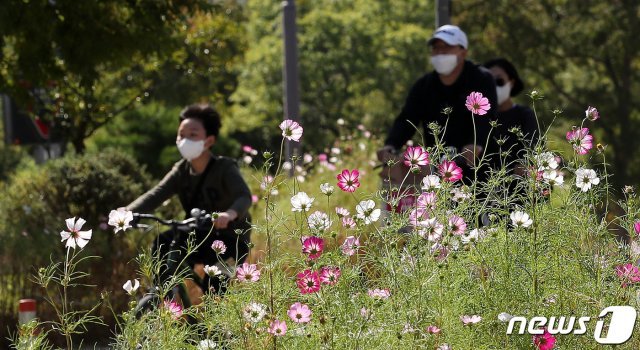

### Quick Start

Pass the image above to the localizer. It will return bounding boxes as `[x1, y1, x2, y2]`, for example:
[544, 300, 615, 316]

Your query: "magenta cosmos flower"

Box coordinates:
[287, 302, 312, 323]
[615, 263, 640, 287]
[634, 220, 640, 236]
[236, 263, 260, 282]
[341, 235, 360, 256]
[533, 329, 557, 350]
[302, 236, 324, 260]
[566, 127, 593, 155]
[438, 160, 463, 182]
[319, 266, 341, 286]
[267, 319, 287, 336]
[465, 91, 491, 115]
[279, 119, 303, 142]
[337, 169, 361, 192]
[403, 146, 429, 168]
[585, 106, 600, 121]
[163, 300, 183, 320]
[296, 269, 321, 294]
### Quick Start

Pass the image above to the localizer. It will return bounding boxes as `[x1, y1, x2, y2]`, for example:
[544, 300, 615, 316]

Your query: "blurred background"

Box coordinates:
[0, 0, 638, 347]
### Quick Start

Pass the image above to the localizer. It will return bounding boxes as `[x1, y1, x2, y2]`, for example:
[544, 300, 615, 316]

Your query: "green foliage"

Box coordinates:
[455, 0, 640, 188]
[231, 0, 434, 152]
[0, 0, 246, 153]
[0, 148, 154, 342]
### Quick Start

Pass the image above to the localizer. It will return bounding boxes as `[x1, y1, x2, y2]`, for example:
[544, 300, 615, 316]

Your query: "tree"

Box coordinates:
[0, 0, 213, 153]
[231, 0, 436, 152]
[456, 0, 640, 188]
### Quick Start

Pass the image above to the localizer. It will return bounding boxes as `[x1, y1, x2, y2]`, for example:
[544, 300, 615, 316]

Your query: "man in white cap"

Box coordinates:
[378, 25, 497, 182]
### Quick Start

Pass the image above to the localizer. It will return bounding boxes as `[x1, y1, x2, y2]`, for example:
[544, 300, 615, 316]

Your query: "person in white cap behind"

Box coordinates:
[378, 25, 498, 185]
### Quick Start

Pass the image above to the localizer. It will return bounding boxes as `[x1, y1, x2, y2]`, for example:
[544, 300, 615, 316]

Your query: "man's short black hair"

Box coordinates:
[483, 58, 524, 97]
[179, 104, 222, 137]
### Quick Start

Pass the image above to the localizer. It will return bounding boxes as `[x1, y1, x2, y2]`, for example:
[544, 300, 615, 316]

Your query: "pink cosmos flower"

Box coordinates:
[341, 236, 360, 256]
[368, 288, 391, 300]
[403, 146, 430, 168]
[409, 208, 429, 227]
[342, 217, 356, 229]
[60, 217, 93, 249]
[533, 329, 557, 350]
[319, 266, 341, 286]
[417, 192, 437, 211]
[335, 207, 350, 217]
[296, 269, 321, 294]
[426, 325, 441, 334]
[465, 91, 491, 115]
[211, 240, 227, 255]
[634, 220, 640, 236]
[566, 127, 593, 155]
[460, 314, 482, 325]
[302, 236, 324, 260]
[279, 119, 303, 142]
[318, 153, 328, 162]
[438, 160, 463, 182]
[163, 300, 183, 320]
[236, 263, 260, 282]
[615, 263, 640, 287]
[448, 215, 467, 236]
[418, 218, 444, 241]
[287, 302, 312, 323]
[267, 319, 287, 336]
[337, 169, 361, 192]
[585, 106, 600, 121]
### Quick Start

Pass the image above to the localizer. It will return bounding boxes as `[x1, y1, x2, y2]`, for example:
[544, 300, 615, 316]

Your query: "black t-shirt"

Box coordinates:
[384, 60, 498, 153]
[486, 104, 539, 170]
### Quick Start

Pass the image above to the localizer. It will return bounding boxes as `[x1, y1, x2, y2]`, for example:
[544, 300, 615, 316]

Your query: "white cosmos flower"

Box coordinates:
[542, 169, 564, 186]
[108, 208, 134, 234]
[122, 279, 140, 295]
[498, 312, 514, 322]
[204, 265, 222, 277]
[510, 211, 533, 228]
[308, 211, 332, 231]
[535, 152, 558, 171]
[421, 175, 441, 191]
[197, 339, 218, 350]
[575, 168, 600, 192]
[356, 200, 381, 224]
[461, 228, 486, 244]
[291, 192, 314, 212]
[60, 217, 92, 249]
[320, 183, 334, 196]
[243, 302, 267, 323]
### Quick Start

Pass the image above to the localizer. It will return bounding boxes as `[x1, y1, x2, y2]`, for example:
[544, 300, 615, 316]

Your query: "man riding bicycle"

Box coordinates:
[126, 104, 252, 294]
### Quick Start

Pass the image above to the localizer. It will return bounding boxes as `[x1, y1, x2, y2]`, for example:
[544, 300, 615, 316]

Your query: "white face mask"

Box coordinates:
[430, 54, 458, 75]
[176, 138, 205, 161]
[496, 82, 512, 105]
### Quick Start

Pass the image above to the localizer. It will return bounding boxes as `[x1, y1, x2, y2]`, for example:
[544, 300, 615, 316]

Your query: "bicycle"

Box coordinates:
[131, 209, 236, 319]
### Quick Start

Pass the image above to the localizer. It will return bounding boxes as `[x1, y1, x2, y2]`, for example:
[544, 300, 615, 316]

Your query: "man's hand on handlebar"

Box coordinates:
[214, 210, 238, 229]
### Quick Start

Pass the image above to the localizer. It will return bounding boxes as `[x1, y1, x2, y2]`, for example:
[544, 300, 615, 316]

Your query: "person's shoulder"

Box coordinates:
[213, 155, 240, 169]
[466, 60, 493, 80]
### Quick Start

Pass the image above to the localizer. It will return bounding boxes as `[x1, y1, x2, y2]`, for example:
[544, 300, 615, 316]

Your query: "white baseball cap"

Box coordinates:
[428, 25, 468, 49]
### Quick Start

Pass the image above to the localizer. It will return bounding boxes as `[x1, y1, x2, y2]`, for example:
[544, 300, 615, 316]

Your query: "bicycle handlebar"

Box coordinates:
[132, 211, 212, 231]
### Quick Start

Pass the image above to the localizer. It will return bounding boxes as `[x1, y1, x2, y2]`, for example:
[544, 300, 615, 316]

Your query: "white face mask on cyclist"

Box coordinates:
[176, 138, 205, 161]
[430, 54, 458, 75]
[497, 82, 512, 105]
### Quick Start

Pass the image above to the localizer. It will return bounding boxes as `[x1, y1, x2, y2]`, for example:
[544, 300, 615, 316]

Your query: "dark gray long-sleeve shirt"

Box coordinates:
[127, 154, 252, 220]
[385, 60, 498, 152]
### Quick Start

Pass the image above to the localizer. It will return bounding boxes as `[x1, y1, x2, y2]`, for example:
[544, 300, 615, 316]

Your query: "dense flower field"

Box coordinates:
[12, 94, 640, 349]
